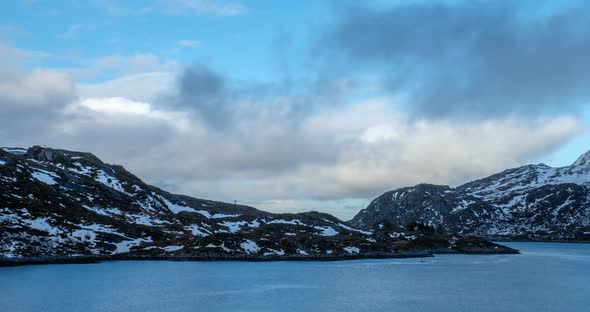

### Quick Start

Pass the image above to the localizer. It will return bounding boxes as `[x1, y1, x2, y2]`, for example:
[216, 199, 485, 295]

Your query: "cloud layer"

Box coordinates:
[324, 1, 590, 117]
[0, 54, 582, 220]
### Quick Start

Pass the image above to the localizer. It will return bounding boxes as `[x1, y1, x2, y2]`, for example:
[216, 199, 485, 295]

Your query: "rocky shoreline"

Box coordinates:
[0, 242, 519, 267]
[490, 238, 590, 243]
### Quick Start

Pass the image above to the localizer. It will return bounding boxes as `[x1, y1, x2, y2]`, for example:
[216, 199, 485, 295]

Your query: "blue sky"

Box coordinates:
[1, 1, 331, 83]
[1, 0, 589, 219]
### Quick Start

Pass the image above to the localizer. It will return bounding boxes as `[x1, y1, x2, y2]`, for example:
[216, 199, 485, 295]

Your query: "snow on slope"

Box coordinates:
[352, 151, 590, 240]
[2, 146, 391, 259]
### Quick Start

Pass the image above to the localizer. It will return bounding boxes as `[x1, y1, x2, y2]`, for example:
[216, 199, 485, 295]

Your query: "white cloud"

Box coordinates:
[66, 97, 191, 132]
[0, 69, 74, 106]
[157, 0, 245, 16]
[45, 92, 582, 221]
[290, 106, 583, 198]
[62, 24, 83, 37]
[0, 44, 77, 145]
[92, 53, 179, 74]
[77, 71, 175, 102]
[92, 0, 245, 16]
[78, 97, 152, 115]
[64, 53, 180, 82]
[0, 42, 51, 74]
[177, 39, 201, 48]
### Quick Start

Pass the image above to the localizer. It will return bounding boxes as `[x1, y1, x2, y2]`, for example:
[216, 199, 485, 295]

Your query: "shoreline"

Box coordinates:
[491, 239, 590, 244]
[0, 248, 519, 267]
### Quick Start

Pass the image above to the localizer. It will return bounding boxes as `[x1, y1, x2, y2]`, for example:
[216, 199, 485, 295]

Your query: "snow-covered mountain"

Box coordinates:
[352, 152, 590, 241]
[1, 146, 515, 263]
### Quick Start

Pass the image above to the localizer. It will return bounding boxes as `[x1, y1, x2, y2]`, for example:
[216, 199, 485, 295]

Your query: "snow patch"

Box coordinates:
[160, 196, 197, 214]
[94, 170, 131, 195]
[31, 171, 58, 185]
[266, 219, 303, 225]
[314, 226, 339, 236]
[184, 225, 210, 237]
[113, 237, 152, 254]
[163, 245, 183, 252]
[343, 246, 360, 254]
[205, 243, 233, 252]
[297, 249, 309, 256]
[28, 217, 60, 235]
[263, 248, 285, 256]
[240, 239, 260, 254]
[220, 220, 260, 233]
[1, 147, 26, 155]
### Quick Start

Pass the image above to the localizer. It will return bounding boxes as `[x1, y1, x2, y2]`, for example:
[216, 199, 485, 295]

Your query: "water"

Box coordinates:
[0, 242, 588, 312]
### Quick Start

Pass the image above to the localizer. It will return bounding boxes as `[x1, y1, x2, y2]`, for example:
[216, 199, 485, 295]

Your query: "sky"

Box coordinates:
[1, 0, 589, 220]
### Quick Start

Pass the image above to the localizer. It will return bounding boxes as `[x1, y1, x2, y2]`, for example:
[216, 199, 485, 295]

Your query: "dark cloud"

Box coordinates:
[164, 61, 359, 131]
[179, 65, 225, 97]
[166, 63, 329, 128]
[150, 63, 346, 175]
[168, 64, 229, 127]
[323, 1, 590, 117]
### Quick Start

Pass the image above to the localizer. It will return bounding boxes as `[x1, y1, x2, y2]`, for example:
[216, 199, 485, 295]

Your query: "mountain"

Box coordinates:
[0, 146, 516, 265]
[352, 152, 590, 241]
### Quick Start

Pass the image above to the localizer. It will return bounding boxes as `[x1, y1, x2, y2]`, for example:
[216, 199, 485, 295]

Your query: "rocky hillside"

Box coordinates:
[0, 146, 516, 264]
[352, 151, 590, 241]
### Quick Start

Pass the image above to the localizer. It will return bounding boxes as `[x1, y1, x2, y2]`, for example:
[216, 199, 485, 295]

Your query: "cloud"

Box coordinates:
[0, 24, 31, 39]
[64, 97, 191, 133]
[292, 106, 582, 198]
[45, 76, 584, 209]
[87, 95, 579, 220]
[77, 72, 175, 102]
[60, 22, 105, 38]
[0, 44, 73, 107]
[62, 24, 84, 37]
[91, 0, 244, 16]
[1, 38, 582, 220]
[177, 39, 201, 48]
[0, 69, 74, 106]
[64, 53, 180, 81]
[166, 65, 226, 125]
[155, 0, 245, 16]
[322, 1, 590, 118]
[0, 42, 51, 68]
[92, 54, 179, 74]
[0, 46, 76, 145]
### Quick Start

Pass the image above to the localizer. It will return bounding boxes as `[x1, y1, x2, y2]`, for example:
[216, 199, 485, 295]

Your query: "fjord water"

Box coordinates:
[1, 243, 588, 312]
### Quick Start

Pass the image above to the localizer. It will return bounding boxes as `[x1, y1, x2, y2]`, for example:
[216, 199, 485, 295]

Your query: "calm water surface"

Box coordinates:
[1, 242, 588, 312]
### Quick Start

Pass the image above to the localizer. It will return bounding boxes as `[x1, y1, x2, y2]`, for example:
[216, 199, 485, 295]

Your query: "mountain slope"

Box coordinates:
[1, 146, 516, 263]
[351, 152, 590, 240]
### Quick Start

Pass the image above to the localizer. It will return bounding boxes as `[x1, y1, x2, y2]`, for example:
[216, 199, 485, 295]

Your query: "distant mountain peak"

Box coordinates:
[572, 150, 590, 167]
[352, 151, 590, 240]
